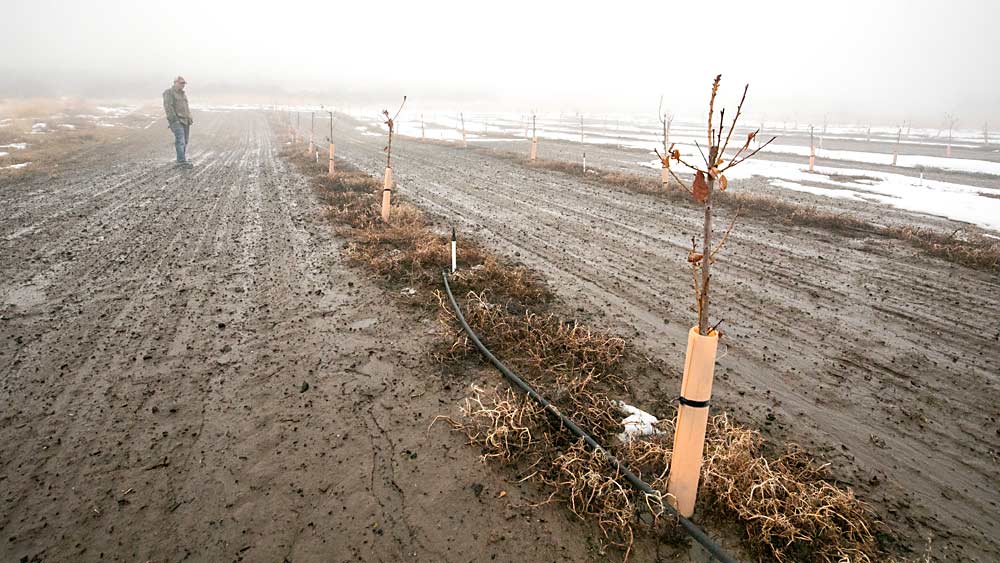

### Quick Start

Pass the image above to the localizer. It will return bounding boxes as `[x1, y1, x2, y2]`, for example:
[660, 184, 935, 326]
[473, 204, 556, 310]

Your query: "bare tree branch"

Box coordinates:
[722, 136, 777, 171]
[719, 84, 749, 157]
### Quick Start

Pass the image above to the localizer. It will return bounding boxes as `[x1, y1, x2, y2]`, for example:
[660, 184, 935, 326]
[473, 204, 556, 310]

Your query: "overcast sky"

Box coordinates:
[2, 0, 998, 126]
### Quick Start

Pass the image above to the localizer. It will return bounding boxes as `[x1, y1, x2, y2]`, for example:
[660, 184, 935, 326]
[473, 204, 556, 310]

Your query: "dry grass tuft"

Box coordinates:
[542, 441, 643, 556]
[446, 381, 882, 562]
[445, 292, 627, 394]
[281, 144, 552, 304]
[701, 414, 880, 563]
[440, 384, 549, 463]
[885, 225, 1000, 270]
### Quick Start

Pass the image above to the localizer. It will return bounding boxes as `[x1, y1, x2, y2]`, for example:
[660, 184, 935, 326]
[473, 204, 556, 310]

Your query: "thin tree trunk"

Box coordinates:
[700, 145, 718, 335]
[663, 118, 667, 154]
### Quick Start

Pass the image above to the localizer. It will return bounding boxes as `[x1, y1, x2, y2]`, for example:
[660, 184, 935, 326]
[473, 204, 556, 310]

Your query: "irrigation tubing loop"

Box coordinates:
[442, 271, 737, 563]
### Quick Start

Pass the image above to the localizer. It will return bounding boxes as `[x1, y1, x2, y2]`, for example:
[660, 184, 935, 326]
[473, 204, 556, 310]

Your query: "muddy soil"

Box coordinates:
[330, 118, 1000, 561]
[0, 112, 649, 562]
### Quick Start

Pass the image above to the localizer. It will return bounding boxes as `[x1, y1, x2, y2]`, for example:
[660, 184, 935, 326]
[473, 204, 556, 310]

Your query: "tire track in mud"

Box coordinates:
[329, 122, 1000, 559]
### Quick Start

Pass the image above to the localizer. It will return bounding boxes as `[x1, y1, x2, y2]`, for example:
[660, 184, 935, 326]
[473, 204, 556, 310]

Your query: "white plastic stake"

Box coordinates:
[450, 227, 457, 273]
[583, 152, 587, 173]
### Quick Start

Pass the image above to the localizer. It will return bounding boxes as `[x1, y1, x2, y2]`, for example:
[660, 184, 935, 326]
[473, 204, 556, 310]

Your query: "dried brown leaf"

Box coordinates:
[692, 171, 709, 203]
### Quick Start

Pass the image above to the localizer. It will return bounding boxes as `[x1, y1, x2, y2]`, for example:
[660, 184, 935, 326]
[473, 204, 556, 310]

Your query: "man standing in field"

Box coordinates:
[163, 76, 194, 166]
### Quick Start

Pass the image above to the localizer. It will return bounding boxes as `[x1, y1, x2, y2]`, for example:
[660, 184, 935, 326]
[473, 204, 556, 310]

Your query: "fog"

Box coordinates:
[2, 0, 998, 126]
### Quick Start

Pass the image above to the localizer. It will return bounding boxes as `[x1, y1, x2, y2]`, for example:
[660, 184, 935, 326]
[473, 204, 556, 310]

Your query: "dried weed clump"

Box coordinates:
[447, 292, 627, 392]
[438, 291, 626, 441]
[441, 384, 549, 463]
[446, 381, 881, 562]
[886, 225, 1000, 271]
[542, 441, 643, 557]
[701, 414, 880, 563]
[282, 145, 552, 304]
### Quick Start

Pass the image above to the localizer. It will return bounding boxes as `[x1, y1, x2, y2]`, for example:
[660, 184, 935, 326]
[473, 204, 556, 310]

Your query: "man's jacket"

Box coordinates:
[163, 87, 193, 127]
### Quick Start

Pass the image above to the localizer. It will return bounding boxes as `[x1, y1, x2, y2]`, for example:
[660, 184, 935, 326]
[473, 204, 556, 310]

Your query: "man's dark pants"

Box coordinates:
[170, 122, 190, 163]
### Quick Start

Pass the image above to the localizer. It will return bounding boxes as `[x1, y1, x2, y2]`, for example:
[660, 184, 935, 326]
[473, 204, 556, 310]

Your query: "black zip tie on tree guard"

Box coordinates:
[441, 271, 738, 563]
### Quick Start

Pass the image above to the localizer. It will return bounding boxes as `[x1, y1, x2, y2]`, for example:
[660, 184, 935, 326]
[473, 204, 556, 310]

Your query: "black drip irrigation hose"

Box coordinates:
[442, 271, 737, 563]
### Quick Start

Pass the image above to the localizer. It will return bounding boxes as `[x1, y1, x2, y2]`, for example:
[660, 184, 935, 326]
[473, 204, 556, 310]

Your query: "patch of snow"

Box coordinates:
[3, 162, 31, 170]
[31, 123, 48, 133]
[762, 143, 1000, 176]
[616, 402, 662, 443]
[0, 143, 28, 150]
[692, 157, 1000, 231]
[58, 124, 76, 130]
[95, 105, 137, 117]
[0, 152, 7, 157]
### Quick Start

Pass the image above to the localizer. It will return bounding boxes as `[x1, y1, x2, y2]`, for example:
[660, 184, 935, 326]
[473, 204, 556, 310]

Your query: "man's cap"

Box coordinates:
[174, 76, 187, 84]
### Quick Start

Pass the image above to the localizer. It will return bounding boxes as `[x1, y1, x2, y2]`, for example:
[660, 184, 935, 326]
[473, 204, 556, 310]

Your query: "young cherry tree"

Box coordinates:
[663, 75, 776, 518]
[657, 95, 674, 154]
[654, 75, 775, 336]
[655, 96, 676, 188]
[380, 96, 407, 222]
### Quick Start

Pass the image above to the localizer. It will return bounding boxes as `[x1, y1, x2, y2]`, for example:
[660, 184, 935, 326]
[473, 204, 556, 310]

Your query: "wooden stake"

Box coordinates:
[308, 111, 315, 155]
[530, 115, 537, 161]
[809, 126, 815, 172]
[667, 326, 719, 517]
[583, 151, 587, 173]
[381, 167, 393, 222]
[892, 127, 901, 167]
[328, 143, 335, 177]
[460, 112, 467, 147]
